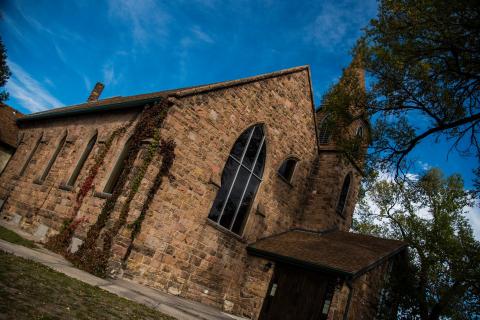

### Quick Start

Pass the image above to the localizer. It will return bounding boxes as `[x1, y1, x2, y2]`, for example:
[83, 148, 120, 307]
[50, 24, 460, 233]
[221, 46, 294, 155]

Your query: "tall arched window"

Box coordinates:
[19, 132, 43, 177]
[39, 130, 67, 183]
[208, 124, 266, 235]
[66, 130, 97, 187]
[103, 135, 133, 194]
[336, 173, 352, 216]
[318, 115, 332, 145]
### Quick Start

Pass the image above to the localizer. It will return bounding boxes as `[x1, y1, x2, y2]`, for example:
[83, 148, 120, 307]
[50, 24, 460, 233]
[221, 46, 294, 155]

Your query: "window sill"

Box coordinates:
[33, 178, 44, 185]
[94, 191, 112, 199]
[276, 173, 294, 188]
[58, 183, 73, 191]
[205, 219, 247, 243]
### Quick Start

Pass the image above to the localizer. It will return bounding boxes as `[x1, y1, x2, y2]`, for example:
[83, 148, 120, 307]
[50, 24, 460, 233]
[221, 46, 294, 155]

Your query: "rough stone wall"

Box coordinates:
[116, 69, 318, 318]
[0, 109, 140, 240]
[327, 261, 391, 320]
[0, 144, 13, 175]
[298, 108, 366, 232]
[0, 68, 318, 319]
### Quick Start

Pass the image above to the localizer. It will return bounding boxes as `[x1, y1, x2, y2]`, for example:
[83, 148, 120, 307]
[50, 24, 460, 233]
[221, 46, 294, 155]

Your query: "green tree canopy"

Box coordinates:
[321, 0, 480, 184]
[354, 168, 480, 319]
[0, 36, 11, 103]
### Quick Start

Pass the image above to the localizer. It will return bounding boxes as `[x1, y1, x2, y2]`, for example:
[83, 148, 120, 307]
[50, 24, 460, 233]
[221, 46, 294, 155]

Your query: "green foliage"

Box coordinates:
[323, 0, 480, 185]
[0, 37, 10, 102]
[0, 252, 175, 319]
[72, 99, 174, 277]
[353, 168, 480, 319]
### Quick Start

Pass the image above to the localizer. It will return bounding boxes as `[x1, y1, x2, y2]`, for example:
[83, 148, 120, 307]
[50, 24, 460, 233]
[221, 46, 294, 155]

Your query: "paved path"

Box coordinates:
[0, 238, 247, 320]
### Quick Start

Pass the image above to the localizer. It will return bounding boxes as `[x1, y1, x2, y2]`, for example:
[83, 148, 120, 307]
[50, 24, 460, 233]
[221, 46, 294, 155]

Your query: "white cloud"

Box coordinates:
[306, 0, 376, 50]
[82, 75, 92, 92]
[465, 203, 480, 240]
[191, 26, 215, 44]
[6, 61, 63, 113]
[102, 62, 116, 86]
[107, 0, 171, 47]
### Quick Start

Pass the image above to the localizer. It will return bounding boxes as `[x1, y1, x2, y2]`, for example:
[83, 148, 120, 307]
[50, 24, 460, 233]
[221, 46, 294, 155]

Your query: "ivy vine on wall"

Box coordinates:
[45, 119, 135, 253]
[69, 99, 175, 277]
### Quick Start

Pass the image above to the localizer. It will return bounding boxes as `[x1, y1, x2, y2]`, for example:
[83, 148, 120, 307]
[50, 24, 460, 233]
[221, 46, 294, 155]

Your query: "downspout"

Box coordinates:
[343, 279, 354, 320]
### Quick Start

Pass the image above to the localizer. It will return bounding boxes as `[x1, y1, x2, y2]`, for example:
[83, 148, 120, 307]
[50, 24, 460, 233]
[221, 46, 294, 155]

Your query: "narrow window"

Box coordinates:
[278, 158, 298, 183]
[66, 131, 97, 187]
[336, 173, 351, 216]
[19, 132, 43, 177]
[318, 115, 332, 145]
[208, 124, 266, 235]
[356, 125, 364, 138]
[39, 130, 67, 182]
[103, 135, 133, 194]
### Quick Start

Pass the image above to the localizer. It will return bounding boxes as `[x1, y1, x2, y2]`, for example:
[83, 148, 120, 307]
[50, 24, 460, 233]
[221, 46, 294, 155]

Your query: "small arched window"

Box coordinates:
[208, 124, 266, 235]
[19, 131, 43, 177]
[318, 115, 332, 145]
[66, 130, 97, 187]
[278, 158, 298, 183]
[336, 173, 352, 216]
[39, 130, 68, 182]
[103, 135, 133, 194]
[356, 126, 364, 139]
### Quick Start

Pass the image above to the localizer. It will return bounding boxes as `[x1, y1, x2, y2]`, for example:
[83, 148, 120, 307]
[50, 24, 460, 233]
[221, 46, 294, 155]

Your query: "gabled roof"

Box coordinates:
[0, 104, 22, 148]
[247, 229, 407, 279]
[18, 65, 311, 123]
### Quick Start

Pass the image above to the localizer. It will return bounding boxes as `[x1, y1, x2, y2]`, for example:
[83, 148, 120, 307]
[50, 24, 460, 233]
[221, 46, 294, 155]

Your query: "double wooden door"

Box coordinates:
[259, 264, 334, 320]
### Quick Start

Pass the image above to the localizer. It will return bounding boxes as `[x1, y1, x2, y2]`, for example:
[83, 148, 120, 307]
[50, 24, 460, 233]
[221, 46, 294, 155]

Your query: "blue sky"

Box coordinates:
[1, 0, 478, 235]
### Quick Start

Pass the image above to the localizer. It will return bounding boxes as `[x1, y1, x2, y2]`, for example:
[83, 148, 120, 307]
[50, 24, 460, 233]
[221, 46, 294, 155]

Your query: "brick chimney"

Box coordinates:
[87, 82, 105, 102]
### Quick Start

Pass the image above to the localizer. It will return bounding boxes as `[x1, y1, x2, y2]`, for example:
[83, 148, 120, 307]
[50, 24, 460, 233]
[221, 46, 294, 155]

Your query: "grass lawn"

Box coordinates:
[0, 225, 37, 248]
[0, 251, 175, 320]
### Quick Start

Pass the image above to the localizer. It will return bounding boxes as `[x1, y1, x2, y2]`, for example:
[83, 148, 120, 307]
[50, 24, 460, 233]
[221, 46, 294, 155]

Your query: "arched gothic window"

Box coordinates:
[66, 130, 97, 187]
[208, 124, 266, 235]
[336, 173, 352, 216]
[39, 130, 67, 182]
[318, 115, 332, 145]
[19, 132, 43, 177]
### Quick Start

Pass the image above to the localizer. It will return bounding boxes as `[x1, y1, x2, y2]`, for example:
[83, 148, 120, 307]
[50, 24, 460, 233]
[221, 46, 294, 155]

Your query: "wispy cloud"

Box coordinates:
[306, 0, 376, 50]
[107, 0, 171, 47]
[7, 61, 63, 113]
[102, 62, 116, 86]
[191, 26, 215, 44]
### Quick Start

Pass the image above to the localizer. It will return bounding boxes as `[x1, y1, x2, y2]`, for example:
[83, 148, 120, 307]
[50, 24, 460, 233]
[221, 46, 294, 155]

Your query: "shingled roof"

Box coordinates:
[18, 65, 312, 123]
[247, 229, 407, 279]
[0, 104, 22, 148]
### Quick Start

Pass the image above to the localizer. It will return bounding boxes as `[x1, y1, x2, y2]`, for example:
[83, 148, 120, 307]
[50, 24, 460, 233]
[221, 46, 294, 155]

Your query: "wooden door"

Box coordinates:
[259, 264, 333, 320]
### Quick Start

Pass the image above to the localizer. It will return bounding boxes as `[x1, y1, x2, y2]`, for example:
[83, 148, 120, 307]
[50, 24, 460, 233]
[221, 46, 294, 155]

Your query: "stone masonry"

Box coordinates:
[0, 66, 394, 319]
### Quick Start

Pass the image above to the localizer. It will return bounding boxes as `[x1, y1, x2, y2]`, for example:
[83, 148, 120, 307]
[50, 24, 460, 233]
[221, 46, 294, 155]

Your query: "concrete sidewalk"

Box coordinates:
[0, 238, 247, 320]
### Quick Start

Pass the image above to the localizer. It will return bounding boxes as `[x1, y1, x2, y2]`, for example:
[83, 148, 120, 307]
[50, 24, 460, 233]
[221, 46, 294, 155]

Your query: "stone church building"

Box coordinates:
[0, 66, 406, 319]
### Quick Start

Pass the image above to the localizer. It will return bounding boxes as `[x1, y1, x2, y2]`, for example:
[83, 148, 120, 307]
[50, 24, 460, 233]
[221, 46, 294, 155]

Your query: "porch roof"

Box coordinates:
[247, 229, 407, 279]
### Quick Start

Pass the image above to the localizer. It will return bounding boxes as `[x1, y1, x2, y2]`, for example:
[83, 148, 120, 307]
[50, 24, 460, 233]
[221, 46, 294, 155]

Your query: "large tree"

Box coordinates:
[0, 36, 10, 103]
[354, 169, 480, 319]
[321, 0, 480, 182]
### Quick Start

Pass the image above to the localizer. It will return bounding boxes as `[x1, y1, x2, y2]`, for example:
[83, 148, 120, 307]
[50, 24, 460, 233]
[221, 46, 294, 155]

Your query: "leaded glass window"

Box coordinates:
[208, 124, 266, 235]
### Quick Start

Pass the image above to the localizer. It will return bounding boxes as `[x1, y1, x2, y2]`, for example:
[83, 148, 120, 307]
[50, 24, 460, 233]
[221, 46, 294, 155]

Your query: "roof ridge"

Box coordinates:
[18, 65, 310, 123]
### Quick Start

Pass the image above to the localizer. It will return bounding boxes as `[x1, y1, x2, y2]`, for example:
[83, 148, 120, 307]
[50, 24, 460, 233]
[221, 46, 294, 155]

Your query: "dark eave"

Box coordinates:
[247, 246, 354, 278]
